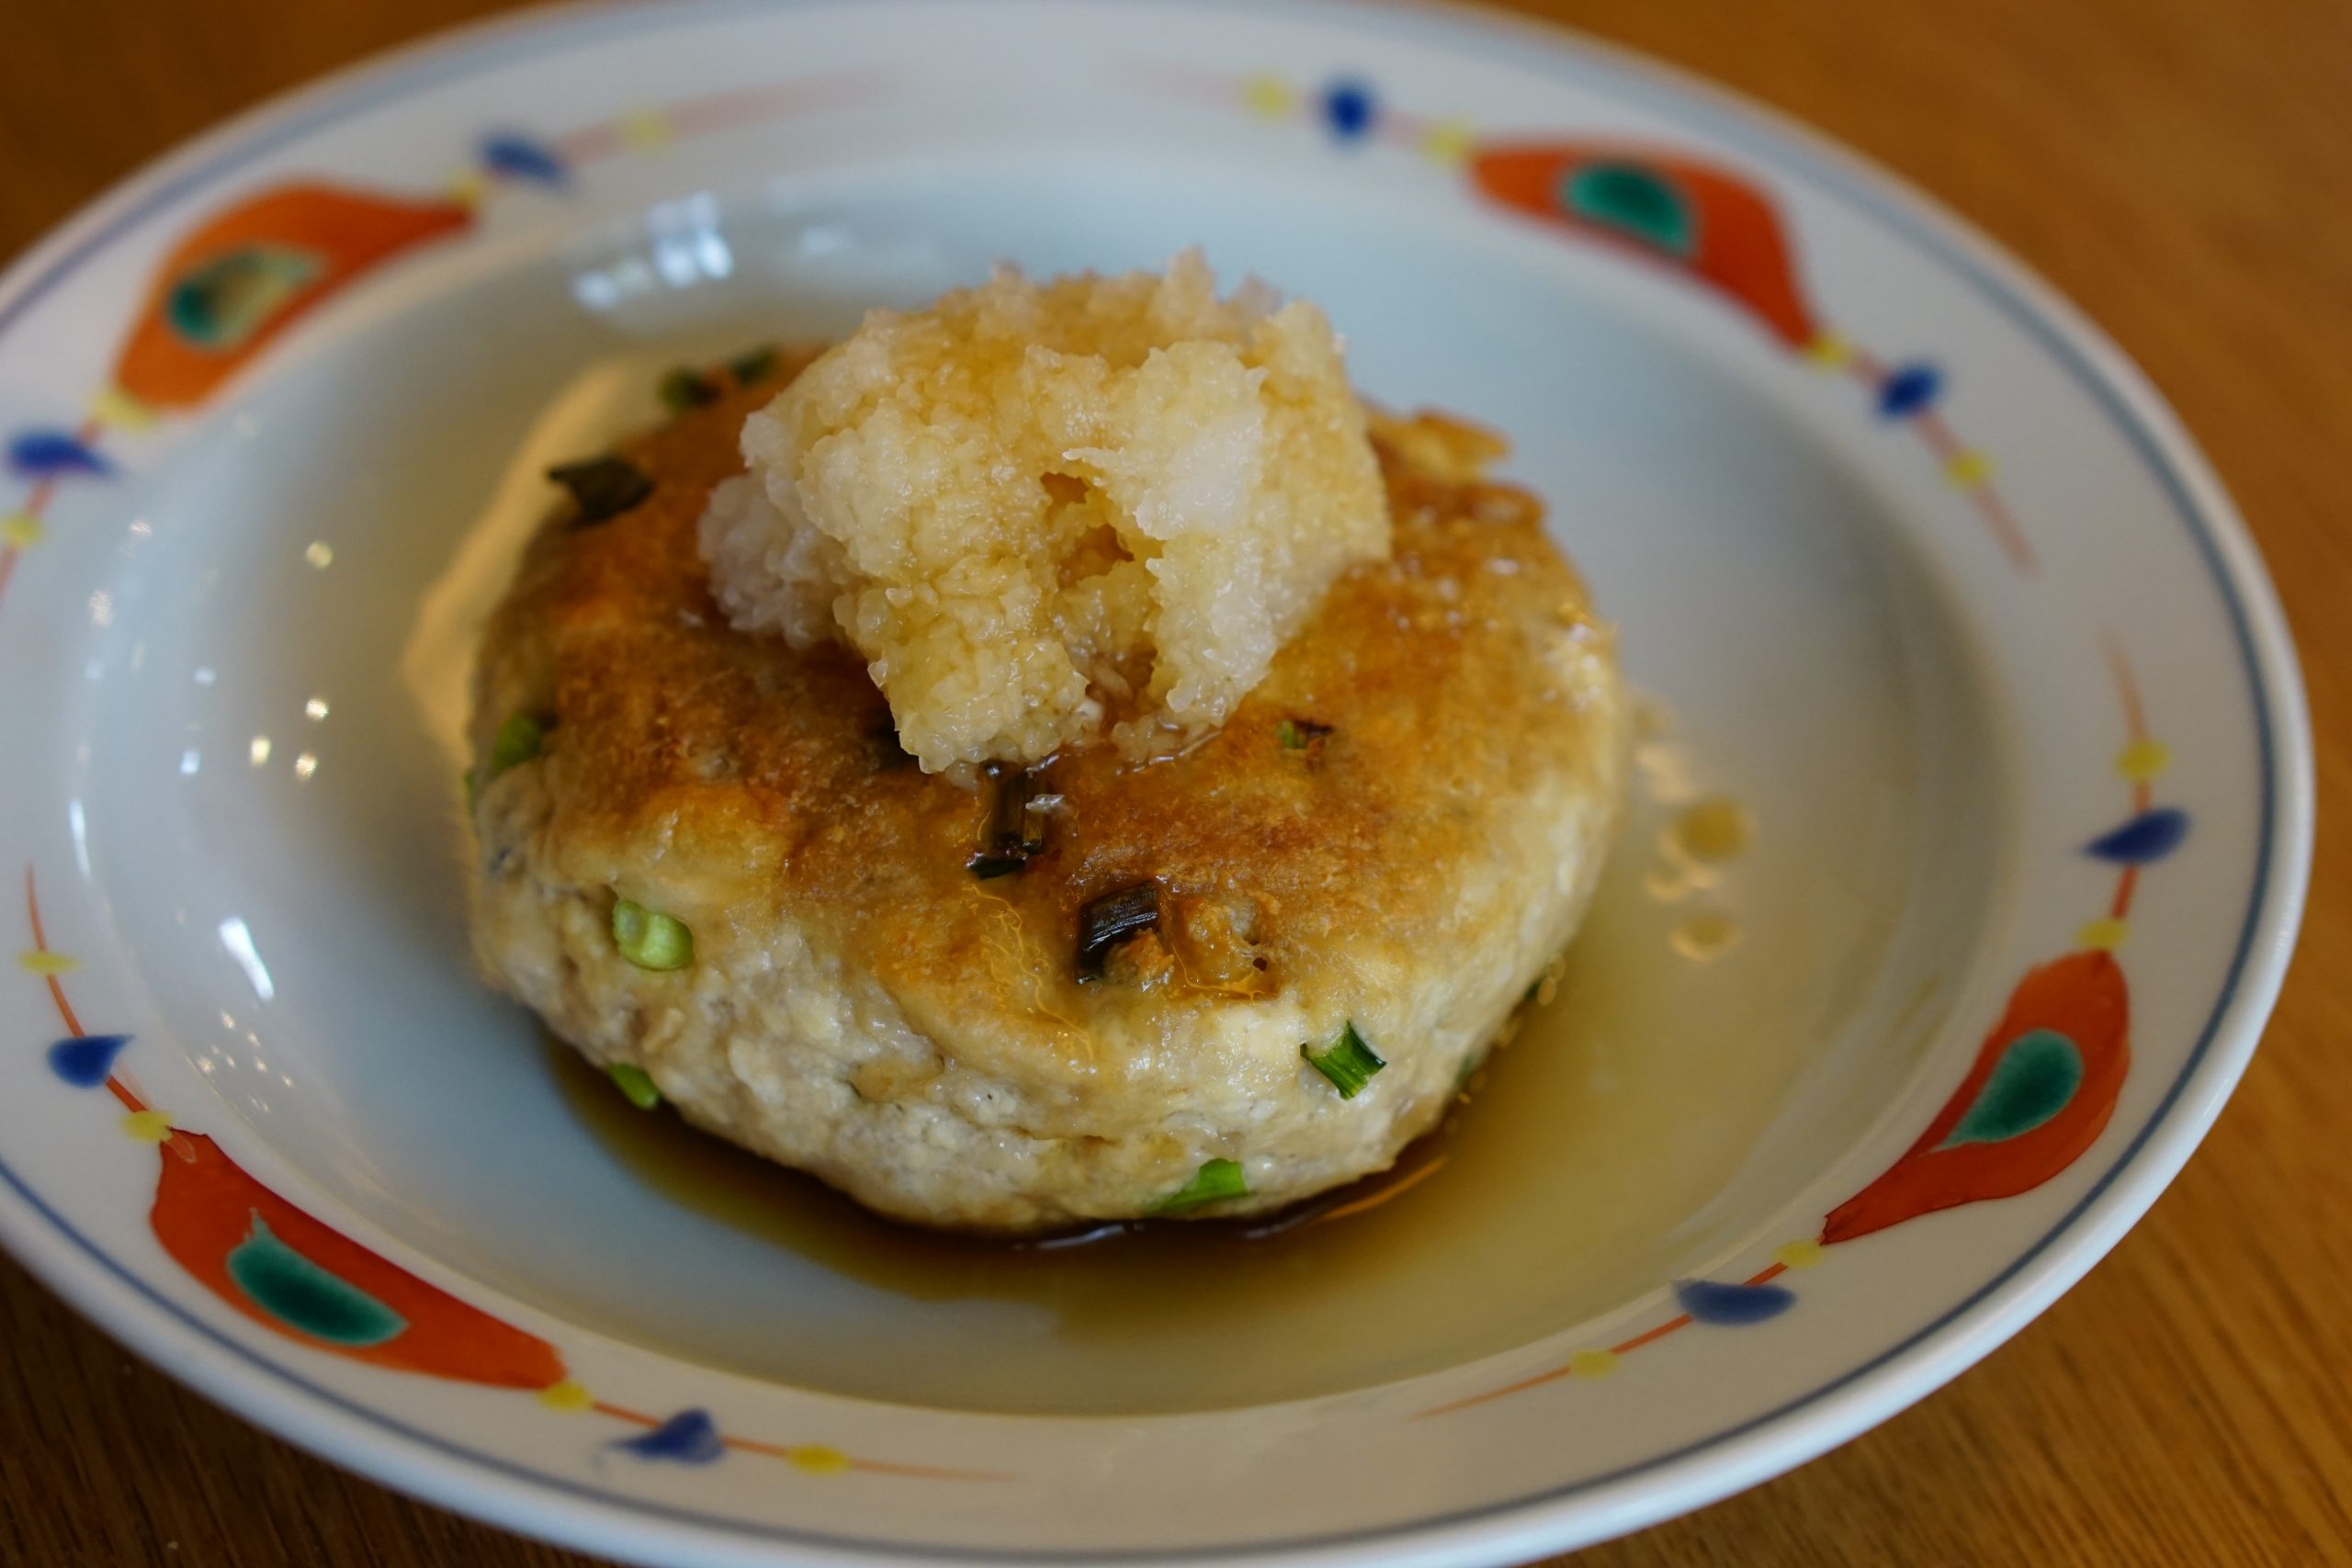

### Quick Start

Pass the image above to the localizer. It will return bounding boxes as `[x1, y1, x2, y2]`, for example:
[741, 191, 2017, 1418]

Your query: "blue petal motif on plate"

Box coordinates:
[1675, 1277, 1797, 1325]
[2083, 807, 2190, 863]
[7, 430, 111, 479]
[1875, 362, 1942, 418]
[615, 1408, 725, 1464]
[46, 1033, 131, 1088]
[1319, 78, 1376, 141]
[481, 131, 568, 186]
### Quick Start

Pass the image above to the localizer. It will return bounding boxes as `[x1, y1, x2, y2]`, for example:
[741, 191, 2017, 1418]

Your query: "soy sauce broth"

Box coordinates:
[543, 766, 1848, 1416]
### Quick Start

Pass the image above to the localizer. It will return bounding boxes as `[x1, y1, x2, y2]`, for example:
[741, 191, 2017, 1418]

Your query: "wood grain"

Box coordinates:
[2, 0, 2346, 1562]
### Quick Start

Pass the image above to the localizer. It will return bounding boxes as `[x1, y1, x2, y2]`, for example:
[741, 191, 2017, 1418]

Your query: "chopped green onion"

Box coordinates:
[1276, 716, 1333, 753]
[613, 898, 694, 970]
[729, 344, 780, 385]
[548, 456, 654, 525]
[1150, 1157, 1249, 1215]
[657, 366, 719, 412]
[608, 1062, 661, 1111]
[490, 712, 547, 777]
[968, 761, 1049, 878]
[1076, 882, 1160, 981]
[1304, 1021, 1385, 1099]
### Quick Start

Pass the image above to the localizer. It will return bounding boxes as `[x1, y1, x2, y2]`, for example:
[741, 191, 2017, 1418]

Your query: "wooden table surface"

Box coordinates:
[2, 0, 2346, 1562]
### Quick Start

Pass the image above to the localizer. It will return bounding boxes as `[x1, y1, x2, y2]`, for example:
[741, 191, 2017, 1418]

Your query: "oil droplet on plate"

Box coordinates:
[1631, 690, 1676, 740]
[1670, 911, 1742, 961]
[1667, 796, 1753, 863]
[1644, 861, 1695, 901]
[1634, 739, 1699, 806]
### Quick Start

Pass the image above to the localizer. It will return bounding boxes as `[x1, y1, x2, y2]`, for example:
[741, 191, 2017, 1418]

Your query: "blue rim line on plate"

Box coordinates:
[0, 0, 2306, 1561]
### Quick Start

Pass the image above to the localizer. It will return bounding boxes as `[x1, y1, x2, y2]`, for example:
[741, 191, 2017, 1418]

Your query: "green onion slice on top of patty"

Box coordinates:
[969, 761, 1049, 878]
[1075, 882, 1160, 981]
[548, 455, 654, 525]
[1149, 1157, 1249, 1215]
[489, 712, 547, 777]
[613, 898, 694, 971]
[729, 344, 780, 385]
[657, 366, 720, 412]
[1304, 1021, 1385, 1099]
[1275, 717, 1333, 752]
[608, 1062, 662, 1111]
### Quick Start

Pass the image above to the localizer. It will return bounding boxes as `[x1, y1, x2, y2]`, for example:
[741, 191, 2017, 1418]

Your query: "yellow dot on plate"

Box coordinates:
[1670, 911, 1742, 962]
[1241, 73, 1295, 118]
[1774, 1238, 1826, 1271]
[1804, 332, 1853, 369]
[122, 1111, 175, 1144]
[1420, 118, 1476, 164]
[88, 387, 155, 432]
[17, 949, 77, 976]
[1567, 1349, 1619, 1380]
[2076, 917, 2129, 952]
[620, 109, 674, 152]
[304, 540, 334, 570]
[2116, 738, 2171, 783]
[537, 1380, 594, 1412]
[2, 513, 44, 550]
[446, 171, 491, 209]
[786, 1444, 853, 1474]
[1943, 449, 1995, 488]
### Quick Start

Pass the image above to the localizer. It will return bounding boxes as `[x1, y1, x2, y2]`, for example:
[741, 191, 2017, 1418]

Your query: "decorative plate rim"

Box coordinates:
[0, 1, 2312, 1564]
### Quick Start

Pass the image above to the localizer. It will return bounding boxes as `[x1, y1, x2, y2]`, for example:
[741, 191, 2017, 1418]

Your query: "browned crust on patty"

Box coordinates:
[472, 366, 1618, 1100]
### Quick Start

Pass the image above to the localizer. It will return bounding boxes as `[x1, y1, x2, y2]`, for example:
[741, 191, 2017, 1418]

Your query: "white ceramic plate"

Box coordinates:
[0, 2, 2310, 1563]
